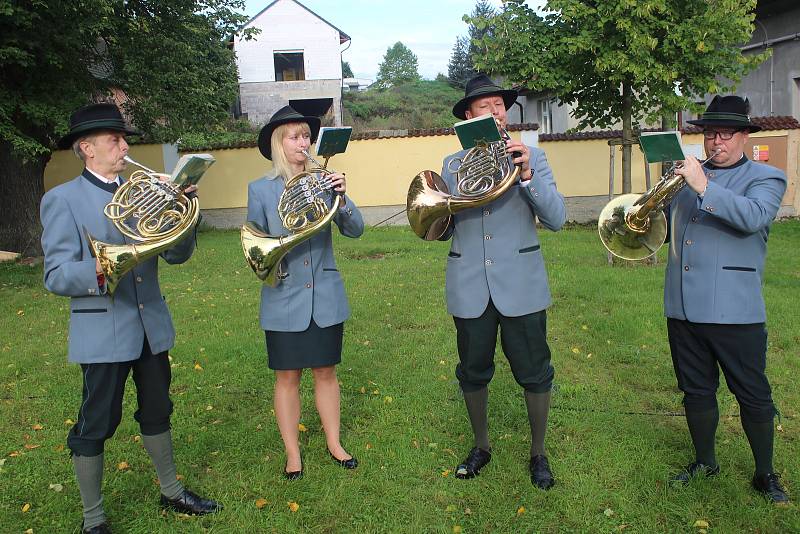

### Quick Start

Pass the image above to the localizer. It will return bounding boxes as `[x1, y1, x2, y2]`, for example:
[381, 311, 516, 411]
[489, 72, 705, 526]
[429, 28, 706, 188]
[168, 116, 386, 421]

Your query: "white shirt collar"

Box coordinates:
[85, 167, 120, 185]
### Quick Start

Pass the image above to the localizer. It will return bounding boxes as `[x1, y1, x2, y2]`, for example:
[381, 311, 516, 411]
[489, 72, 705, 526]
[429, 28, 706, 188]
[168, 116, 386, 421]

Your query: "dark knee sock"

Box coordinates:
[685, 406, 719, 467]
[524, 390, 550, 457]
[142, 430, 184, 499]
[463, 388, 490, 451]
[740, 413, 775, 476]
[73, 453, 106, 529]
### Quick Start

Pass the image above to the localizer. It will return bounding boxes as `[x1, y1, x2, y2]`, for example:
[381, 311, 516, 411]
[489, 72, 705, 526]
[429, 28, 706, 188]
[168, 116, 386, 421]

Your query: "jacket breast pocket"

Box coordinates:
[519, 245, 541, 254]
[448, 251, 462, 258]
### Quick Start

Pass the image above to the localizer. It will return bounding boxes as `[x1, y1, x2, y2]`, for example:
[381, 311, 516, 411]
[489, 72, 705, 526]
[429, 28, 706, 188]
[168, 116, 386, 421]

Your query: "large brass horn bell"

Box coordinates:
[86, 154, 214, 294]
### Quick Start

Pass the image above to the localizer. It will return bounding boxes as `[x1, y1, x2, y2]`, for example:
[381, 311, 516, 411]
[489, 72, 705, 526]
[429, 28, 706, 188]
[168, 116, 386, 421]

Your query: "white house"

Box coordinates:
[233, 0, 351, 126]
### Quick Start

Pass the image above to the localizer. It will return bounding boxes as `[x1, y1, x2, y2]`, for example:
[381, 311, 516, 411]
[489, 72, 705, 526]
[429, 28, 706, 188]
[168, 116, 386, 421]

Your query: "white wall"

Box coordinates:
[235, 0, 343, 83]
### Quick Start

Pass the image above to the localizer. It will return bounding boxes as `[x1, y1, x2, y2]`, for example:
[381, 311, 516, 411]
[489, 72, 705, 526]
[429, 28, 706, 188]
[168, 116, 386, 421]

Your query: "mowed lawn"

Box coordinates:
[1, 222, 798, 533]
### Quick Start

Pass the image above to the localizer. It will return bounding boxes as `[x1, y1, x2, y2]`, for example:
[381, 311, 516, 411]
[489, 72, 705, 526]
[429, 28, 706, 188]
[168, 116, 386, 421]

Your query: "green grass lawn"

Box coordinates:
[1, 222, 798, 533]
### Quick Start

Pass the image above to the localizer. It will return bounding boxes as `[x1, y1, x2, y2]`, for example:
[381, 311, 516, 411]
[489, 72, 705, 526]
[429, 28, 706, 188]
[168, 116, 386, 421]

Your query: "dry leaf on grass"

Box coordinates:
[517, 506, 526, 516]
[23, 444, 40, 450]
[32, 424, 43, 431]
[298, 423, 308, 432]
[22, 503, 31, 512]
[255, 498, 268, 509]
[194, 362, 203, 371]
[452, 526, 462, 534]
[117, 461, 130, 471]
[288, 501, 300, 512]
[49, 483, 64, 492]
[693, 520, 709, 529]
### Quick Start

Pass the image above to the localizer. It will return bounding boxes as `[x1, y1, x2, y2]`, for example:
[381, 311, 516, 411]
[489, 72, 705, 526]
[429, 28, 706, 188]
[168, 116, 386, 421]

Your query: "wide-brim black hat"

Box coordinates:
[687, 95, 761, 133]
[452, 74, 518, 120]
[58, 103, 141, 149]
[257, 105, 321, 160]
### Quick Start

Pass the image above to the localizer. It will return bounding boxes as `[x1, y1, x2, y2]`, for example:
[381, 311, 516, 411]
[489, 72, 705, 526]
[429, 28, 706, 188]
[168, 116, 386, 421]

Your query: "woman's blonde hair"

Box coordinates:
[269, 122, 312, 180]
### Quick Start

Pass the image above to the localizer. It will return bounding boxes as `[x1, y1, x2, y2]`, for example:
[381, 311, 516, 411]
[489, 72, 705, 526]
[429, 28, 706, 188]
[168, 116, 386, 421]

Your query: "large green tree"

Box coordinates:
[375, 42, 420, 89]
[468, 0, 766, 193]
[448, 1, 497, 88]
[0, 0, 253, 256]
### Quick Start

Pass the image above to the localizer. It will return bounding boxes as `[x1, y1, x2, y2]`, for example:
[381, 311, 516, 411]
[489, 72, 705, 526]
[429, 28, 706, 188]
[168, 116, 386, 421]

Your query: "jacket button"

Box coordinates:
[303, 260, 309, 266]
[706, 206, 714, 212]
[685, 239, 692, 245]
[484, 234, 491, 240]
[485, 259, 493, 266]
[534, 193, 539, 197]
[138, 303, 144, 310]
[484, 210, 490, 216]
[684, 265, 690, 271]
[306, 283, 312, 288]
[691, 216, 698, 223]
[136, 276, 143, 283]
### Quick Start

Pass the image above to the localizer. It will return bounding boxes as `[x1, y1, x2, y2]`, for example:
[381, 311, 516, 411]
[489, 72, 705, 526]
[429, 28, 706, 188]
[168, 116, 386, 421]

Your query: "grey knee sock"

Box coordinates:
[142, 430, 184, 499]
[685, 406, 719, 467]
[524, 390, 551, 457]
[73, 453, 106, 529]
[463, 388, 490, 451]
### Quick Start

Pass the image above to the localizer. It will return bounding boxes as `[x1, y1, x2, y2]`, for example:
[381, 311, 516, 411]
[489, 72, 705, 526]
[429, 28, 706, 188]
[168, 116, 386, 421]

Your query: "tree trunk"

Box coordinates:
[621, 81, 632, 194]
[0, 141, 50, 257]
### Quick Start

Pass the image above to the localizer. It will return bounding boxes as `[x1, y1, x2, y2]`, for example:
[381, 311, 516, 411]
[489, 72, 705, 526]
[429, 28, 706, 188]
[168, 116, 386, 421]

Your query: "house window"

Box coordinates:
[274, 51, 305, 81]
[538, 99, 553, 134]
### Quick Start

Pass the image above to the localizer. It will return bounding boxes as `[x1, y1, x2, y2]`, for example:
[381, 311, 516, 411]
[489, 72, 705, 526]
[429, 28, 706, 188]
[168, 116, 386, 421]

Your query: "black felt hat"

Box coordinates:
[687, 95, 761, 133]
[257, 105, 321, 160]
[452, 74, 518, 120]
[58, 103, 141, 149]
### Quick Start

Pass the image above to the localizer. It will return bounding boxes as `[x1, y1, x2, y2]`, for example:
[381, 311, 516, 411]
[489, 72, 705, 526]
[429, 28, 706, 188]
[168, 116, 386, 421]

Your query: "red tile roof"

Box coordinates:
[539, 116, 800, 142]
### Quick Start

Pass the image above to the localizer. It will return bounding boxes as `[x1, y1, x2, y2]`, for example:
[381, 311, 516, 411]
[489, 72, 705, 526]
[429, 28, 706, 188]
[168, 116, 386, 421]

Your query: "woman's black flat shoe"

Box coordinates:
[330, 452, 358, 469]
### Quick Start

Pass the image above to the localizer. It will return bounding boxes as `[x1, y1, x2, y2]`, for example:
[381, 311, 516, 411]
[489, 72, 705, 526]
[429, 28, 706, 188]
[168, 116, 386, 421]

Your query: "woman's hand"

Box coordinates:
[328, 172, 346, 194]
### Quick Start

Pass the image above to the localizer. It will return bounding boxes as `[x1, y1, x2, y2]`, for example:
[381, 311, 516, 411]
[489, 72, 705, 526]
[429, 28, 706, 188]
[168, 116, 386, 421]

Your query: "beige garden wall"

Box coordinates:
[43, 128, 799, 220]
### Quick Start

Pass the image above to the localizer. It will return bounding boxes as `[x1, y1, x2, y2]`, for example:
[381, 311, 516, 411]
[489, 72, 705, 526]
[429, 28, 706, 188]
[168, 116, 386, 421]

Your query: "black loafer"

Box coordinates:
[530, 454, 555, 490]
[330, 451, 358, 469]
[455, 447, 491, 479]
[82, 522, 112, 534]
[670, 462, 720, 485]
[160, 489, 222, 515]
[752, 473, 790, 505]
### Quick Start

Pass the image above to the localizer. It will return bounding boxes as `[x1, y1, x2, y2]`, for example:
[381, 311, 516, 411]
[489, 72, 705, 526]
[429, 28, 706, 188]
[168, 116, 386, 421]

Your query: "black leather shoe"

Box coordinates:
[670, 462, 720, 484]
[455, 447, 491, 479]
[160, 489, 222, 515]
[530, 455, 555, 490]
[752, 473, 790, 505]
[82, 522, 112, 534]
[330, 451, 358, 469]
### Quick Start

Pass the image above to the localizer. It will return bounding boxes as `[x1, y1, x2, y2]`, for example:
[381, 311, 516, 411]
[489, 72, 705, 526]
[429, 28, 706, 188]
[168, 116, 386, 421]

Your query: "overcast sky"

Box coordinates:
[242, 0, 547, 81]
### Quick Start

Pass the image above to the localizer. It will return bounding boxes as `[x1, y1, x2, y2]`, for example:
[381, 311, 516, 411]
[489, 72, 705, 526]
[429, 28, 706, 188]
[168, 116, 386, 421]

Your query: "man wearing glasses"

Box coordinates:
[665, 96, 788, 504]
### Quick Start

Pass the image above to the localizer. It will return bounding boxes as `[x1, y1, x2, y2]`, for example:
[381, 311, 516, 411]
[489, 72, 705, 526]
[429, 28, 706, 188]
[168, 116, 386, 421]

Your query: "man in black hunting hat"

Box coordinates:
[439, 74, 567, 489]
[665, 95, 789, 504]
[41, 102, 221, 533]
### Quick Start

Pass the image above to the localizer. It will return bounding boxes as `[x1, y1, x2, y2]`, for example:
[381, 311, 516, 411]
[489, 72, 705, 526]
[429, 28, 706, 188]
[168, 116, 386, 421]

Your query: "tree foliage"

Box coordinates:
[467, 0, 766, 192]
[0, 0, 254, 254]
[448, 0, 497, 88]
[342, 60, 354, 78]
[375, 42, 421, 89]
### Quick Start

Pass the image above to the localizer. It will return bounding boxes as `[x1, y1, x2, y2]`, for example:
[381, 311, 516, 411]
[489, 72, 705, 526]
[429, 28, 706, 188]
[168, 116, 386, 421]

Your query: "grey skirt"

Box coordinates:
[265, 320, 343, 370]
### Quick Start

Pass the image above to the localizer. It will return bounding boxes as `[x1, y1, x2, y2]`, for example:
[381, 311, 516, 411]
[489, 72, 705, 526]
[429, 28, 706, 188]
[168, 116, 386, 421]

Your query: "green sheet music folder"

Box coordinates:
[639, 131, 686, 163]
[315, 127, 352, 157]
[454, 114, 502, 150]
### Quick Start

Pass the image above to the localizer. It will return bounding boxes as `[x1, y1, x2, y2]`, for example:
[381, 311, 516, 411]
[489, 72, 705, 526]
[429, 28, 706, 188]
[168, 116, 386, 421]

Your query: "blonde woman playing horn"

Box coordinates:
[247, 105, 364, 479]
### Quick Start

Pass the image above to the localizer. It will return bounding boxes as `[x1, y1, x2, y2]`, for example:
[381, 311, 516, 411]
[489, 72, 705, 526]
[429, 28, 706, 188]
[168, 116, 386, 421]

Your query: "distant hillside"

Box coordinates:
[343, 80, 462, 133]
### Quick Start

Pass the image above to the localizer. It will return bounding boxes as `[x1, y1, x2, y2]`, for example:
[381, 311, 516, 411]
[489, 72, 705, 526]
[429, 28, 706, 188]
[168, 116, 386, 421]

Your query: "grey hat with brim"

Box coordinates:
[452, 74, 518, 120]
[258, 105, 321, 160]
[686, 95, 761, 133]
[58, 103, 141, 149]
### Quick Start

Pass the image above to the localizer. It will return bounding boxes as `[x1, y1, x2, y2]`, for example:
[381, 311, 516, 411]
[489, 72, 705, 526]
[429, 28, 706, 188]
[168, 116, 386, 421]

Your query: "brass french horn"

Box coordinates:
[406, 120, 520, 240]
[241, 150, 342, 286]
[598, 149, 720, 260]
[85, 154, 214, 294]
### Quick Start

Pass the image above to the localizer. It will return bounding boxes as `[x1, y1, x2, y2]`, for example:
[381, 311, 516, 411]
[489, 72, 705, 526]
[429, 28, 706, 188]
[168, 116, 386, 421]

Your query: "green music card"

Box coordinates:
[315, 127, 353, 157]
[639, 131, 686, 163]
[454, 113, 502, 149]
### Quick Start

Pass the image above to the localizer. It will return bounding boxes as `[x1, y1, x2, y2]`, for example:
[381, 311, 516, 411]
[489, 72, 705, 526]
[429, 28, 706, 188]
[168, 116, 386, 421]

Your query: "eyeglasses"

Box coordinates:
[703, 130, 740, 140]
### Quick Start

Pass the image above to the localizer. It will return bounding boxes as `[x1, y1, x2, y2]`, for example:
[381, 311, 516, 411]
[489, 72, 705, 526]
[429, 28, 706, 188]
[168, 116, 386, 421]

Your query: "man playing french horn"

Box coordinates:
[440, 75, 566, 489]
[40, 103, 221, 534]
